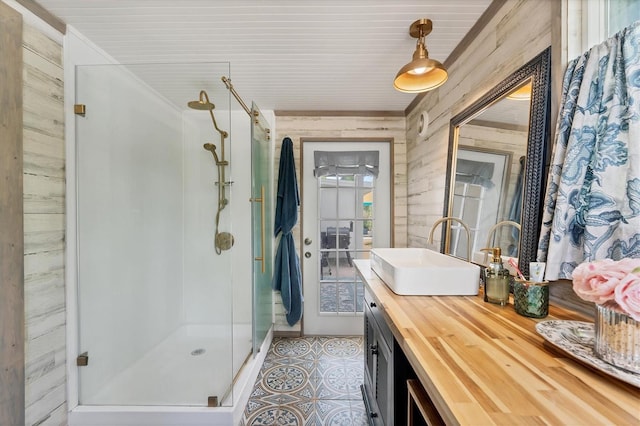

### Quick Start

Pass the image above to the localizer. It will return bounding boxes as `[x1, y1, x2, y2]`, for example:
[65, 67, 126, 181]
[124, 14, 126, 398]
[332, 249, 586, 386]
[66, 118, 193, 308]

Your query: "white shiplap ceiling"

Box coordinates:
[37, 0, 493, 112]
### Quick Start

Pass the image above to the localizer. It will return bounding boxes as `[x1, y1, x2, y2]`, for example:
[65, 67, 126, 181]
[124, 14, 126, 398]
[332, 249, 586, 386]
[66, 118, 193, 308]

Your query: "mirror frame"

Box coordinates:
[443, 47, 551, 277]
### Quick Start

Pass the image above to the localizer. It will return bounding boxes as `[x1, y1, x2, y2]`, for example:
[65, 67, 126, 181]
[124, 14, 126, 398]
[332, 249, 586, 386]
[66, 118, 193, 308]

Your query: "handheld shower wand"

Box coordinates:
[203, 143, 221, 165]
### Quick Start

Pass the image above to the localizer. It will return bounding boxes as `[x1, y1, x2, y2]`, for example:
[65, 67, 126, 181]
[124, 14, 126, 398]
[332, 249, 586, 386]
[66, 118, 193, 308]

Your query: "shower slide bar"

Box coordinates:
[221, 76, 251, 116]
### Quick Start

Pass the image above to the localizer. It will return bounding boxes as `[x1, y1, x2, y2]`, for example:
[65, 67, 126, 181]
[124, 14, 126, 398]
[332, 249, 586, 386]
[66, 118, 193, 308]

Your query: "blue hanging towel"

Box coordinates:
[272, 137, 303, 326]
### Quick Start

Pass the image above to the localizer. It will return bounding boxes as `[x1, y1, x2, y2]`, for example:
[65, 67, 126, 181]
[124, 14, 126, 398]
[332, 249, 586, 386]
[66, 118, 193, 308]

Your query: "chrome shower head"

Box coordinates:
[188, 90, 215, 110]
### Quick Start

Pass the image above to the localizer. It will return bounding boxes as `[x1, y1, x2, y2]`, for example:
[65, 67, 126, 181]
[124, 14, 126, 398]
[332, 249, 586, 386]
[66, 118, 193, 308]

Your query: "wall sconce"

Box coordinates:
[394, 18, 448, 93]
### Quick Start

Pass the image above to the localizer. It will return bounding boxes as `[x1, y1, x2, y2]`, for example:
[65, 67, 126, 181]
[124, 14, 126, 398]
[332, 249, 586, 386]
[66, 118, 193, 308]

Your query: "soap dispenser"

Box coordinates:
[481, 247, 510, 306]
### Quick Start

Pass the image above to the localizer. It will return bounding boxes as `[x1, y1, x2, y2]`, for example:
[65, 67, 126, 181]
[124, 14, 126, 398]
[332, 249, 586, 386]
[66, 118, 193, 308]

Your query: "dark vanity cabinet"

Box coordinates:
[362, 288, 416, 426]
[362, 287, 391, 425]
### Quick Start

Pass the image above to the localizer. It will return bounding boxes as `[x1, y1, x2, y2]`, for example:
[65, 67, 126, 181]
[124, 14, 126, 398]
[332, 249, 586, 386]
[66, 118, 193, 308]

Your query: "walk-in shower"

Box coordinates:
[188, 89, 234, 254]
[69, 61, 273, 425]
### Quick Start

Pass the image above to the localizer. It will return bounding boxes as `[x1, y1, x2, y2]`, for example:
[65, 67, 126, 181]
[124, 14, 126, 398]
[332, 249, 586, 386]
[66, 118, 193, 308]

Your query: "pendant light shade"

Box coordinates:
[394, 19, 448, 93]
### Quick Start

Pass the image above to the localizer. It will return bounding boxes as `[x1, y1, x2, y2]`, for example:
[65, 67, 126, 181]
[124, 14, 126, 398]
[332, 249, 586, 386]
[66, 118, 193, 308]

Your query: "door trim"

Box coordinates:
[299, 137, 395, 334]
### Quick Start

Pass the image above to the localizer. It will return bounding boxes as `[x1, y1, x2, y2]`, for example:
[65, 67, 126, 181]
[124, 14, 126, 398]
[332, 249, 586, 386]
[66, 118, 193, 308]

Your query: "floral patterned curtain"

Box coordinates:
[537, 20, 640, 280]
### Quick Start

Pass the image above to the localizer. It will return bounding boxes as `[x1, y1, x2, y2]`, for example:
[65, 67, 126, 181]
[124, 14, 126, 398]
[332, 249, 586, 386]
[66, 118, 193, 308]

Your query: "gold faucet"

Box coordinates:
[482, 220, 521, 264]
[428, 217, 471, 261]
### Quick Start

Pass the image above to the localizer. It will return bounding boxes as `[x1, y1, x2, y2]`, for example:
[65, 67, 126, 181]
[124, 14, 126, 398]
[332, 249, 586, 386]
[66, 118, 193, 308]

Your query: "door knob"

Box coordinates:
[304, 238, 312, 245]
[304, 252, 311, 258]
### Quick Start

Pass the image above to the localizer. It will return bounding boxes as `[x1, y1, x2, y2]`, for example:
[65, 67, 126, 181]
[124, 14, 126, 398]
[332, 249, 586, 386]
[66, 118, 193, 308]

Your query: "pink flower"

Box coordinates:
[615, 271, 640, 321]
[572, 258, 640, 305]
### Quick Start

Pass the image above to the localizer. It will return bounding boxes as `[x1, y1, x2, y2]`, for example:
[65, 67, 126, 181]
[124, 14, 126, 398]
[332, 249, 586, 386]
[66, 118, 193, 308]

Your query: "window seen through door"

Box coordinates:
[318, 173, 374, 314]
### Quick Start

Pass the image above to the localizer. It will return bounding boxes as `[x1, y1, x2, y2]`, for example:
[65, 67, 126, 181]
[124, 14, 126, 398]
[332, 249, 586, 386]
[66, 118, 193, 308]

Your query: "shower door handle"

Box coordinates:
[250, 186, 266, 273]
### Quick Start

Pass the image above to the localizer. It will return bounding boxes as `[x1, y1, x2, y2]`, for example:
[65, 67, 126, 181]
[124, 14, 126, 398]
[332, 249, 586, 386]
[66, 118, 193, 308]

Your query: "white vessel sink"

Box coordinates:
[370, 248, 480, 296]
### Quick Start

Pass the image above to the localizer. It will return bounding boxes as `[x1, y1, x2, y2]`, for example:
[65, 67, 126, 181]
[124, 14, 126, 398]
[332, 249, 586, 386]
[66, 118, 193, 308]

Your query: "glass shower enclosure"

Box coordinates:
[74, 62, 271, 408]
[251, 102, 273, 354]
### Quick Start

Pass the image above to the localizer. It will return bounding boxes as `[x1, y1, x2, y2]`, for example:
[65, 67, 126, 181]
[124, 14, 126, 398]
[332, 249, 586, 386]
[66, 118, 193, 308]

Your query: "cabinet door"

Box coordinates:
[375, 336, 393, 425]
[363, 297, 386, 425]
[364, 303, 375, 385]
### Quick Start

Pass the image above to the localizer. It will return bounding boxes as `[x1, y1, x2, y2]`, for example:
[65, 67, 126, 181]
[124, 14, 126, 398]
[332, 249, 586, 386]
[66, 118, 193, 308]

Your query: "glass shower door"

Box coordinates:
[75, 62, 234, 407]
[251, 102, 273, 353]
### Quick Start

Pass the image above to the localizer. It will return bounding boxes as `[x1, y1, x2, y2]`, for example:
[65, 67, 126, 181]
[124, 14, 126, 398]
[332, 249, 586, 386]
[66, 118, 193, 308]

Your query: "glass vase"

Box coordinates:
[594, 301, 640, 374]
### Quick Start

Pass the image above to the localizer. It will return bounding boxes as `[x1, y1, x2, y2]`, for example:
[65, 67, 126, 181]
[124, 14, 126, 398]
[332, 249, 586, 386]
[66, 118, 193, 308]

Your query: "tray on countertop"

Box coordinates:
[535, 320, 640, 388]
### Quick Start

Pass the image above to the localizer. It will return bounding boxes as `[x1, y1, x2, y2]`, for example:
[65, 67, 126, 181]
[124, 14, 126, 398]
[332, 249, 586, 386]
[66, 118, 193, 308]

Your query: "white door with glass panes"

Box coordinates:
[302, 141, 391, 335]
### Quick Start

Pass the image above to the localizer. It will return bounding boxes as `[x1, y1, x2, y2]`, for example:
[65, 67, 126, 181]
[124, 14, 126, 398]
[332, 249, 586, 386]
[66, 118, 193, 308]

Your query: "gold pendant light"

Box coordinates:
[394, 19, 448, 93]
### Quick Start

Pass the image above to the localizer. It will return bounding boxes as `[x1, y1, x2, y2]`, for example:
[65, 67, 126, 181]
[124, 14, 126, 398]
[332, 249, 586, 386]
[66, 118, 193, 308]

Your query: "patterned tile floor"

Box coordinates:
[241, 336, 368, 425]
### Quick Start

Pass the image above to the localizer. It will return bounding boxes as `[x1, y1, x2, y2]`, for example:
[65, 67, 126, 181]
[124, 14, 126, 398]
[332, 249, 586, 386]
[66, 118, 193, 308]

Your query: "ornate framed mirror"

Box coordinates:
[442, 47, 551, 277]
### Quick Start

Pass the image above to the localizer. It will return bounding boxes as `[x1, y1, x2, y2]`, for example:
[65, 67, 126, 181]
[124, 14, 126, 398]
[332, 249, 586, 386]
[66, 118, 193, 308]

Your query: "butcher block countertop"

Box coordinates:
[353, 260, 640, 425]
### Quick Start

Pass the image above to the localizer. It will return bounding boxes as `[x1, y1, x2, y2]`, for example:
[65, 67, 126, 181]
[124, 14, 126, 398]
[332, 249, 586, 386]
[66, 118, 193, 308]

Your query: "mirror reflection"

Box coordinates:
[444, 47, 551, 278]
[448, 82, 531, 262]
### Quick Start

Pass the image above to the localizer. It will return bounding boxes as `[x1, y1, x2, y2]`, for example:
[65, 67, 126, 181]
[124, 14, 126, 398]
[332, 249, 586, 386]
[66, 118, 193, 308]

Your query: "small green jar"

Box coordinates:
[513, 280, 549, 318]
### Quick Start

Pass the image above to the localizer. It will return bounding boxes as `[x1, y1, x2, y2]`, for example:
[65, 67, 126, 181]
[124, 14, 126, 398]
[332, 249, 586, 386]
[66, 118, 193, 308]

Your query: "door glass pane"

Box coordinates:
[320, 282, 337, 313]
[337, 251, 355, 280]
[338, 282, 356, 313]
[338, 187, 356, 216]
[319, 185, 337, 219]
[358, 189, 373, 219]
[337, 174, 355, 187]
[317, 170, 375, 315]
[352, 220, 364, 251]
[355, 281, 365, 312]
[319, 175, 336, 187]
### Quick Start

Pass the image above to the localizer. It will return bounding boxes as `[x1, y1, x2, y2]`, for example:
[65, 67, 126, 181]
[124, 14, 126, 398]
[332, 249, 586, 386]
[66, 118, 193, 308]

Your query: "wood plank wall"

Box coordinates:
[405, 0, 552, 249]
[404, 0, 592, 314]
[273, 115, 407, 334]
[0, 3, 25, 425]
[22, 22, 67, 426]
[1, 4, 66, 424]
